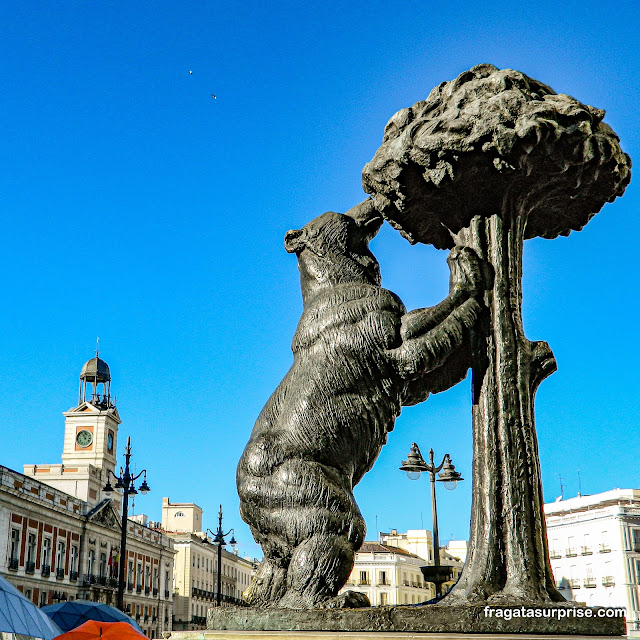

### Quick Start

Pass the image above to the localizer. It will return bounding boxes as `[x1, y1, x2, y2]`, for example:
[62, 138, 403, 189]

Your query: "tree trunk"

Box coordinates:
[445, 209, 564, 604]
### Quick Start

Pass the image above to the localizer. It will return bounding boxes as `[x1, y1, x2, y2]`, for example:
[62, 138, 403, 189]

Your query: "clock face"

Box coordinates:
[107, 433, 114, 452]
[76, 429, 93, 448]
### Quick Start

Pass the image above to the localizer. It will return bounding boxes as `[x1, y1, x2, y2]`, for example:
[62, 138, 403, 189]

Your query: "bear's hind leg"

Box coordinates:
[277, 532, 360, 609]
[244, 557, 287, 607]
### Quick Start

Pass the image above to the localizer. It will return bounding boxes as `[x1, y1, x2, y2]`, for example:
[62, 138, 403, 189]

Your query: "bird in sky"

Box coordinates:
[211, 94, 217, 99]
[189, 70, 193, 74]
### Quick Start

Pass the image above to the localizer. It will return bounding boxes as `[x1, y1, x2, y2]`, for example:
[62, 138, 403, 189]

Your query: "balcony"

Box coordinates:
[144, 586, 150, 595]
[358, 580, 370, 586]
[26, 561, 35, 574]
[565, 548, 577, 557]
[549, 550, 562, 559]
[602, 576, 615, 587]
[153, 588, 158, 596]
[8, 558, 19, 571]
[569, 579, 581, 589]
[136, 585, 142, 593]
[599, 544, 611, 553]
[580, 546, 593, 556]
[584, 578, 596, 588]
[164, 590, 170, 599]
[56, 568, 65, 579]
[70, 571, 78, 582]
[97, 576, 107, 586]
[127, 582, 134, 591]
[108, 578, 118, 588]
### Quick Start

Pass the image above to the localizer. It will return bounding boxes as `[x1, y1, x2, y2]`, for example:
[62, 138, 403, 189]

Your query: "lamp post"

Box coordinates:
[399, 442, 463, 596]
[103, 436, 150, 611]
[207, 505, 236, 607]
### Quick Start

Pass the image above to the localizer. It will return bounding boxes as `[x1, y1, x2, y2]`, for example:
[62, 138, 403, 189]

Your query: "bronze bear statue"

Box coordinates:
[237, 199, 484, 609]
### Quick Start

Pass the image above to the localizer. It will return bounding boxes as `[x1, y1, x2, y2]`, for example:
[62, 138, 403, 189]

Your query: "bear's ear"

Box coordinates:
[284, 228, 306, 253]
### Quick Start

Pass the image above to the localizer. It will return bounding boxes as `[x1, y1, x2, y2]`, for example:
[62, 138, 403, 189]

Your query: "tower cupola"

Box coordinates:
[79, 350, 113, 407]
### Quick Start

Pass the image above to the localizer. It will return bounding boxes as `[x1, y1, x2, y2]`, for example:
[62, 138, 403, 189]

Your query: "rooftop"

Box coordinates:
[544, 488, 640, 516]
[357, 542, 422, 559]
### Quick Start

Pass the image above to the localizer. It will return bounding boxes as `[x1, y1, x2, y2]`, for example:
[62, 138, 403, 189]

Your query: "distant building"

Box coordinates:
[161, 498, 252, 630]
[545, 489, 640, 634]
[0, 355, 175, 639]
[381, 529, 434, 564]
[24, 355, 121, 508]
[445, 540, 468, 565]
[381, 529, 463, 595]
[340, 541, 434, 605]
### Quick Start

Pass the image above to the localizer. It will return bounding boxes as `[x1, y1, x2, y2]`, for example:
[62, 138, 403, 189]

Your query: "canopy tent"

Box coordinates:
[0, 575, 61, 640]
[40, 602, 141, 635]
[53, 620, 147, 639]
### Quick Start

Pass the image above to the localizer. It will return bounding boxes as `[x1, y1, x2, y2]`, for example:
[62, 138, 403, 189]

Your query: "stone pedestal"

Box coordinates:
[206, 604, 625, 636]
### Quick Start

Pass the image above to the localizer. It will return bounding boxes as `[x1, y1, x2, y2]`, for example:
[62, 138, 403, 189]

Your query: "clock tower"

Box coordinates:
[24, 353, 122, 505]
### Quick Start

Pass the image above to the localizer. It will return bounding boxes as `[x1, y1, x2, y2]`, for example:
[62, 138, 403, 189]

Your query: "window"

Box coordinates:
[56, 541, 66, 574]
[145, 565, 151, 587]
[378, 570, 388, 585]
[39, 591, 47, 607]
[175, 512, 185, 517]
[632, 528, 640, 553]
[379, 592, 388, 605]
[88, 549, 95, 575]
[70, 546, 78, 574]
[42, 537, 52, 571]
[137, 563, 143, 587]
[27, 533, 37, 564]
[359, 570, 369, 585]
[10, 529, 20, 559]
[128, 561, 134, 584]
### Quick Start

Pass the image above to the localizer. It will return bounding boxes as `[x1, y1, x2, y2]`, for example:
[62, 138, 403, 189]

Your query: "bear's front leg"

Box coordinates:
[389, 246, 485, 402]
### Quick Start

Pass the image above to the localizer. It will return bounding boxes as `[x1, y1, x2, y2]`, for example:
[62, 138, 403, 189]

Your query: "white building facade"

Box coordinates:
[161, 499, 253, 630]
[340, 541, 434, 605]
[545, 489, 640, 634]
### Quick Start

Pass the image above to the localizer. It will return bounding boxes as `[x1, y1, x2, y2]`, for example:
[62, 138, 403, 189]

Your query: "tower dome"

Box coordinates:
[80, 356, 111, 384]
[78, 352, 113, 407]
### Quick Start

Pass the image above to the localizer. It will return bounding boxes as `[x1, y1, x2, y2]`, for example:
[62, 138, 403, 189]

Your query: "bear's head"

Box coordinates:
[284, 199, 383, 304]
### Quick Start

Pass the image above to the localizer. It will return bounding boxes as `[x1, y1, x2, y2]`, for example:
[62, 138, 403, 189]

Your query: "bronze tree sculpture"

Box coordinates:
[237, 199, 486, 609]
[362, 64, 631, 603]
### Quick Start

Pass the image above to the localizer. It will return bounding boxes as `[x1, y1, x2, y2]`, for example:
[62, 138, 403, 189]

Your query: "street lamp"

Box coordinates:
[399, 442, 463, 597]
[207, 505, 236, 607]
[102, 436, 150, 611]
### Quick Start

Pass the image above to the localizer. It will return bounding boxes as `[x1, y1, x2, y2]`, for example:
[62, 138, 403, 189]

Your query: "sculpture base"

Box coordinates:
[206, 604, 624, 636]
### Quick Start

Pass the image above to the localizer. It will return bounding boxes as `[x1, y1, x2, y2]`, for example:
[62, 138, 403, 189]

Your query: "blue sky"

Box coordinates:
[1, 1, 638, 559]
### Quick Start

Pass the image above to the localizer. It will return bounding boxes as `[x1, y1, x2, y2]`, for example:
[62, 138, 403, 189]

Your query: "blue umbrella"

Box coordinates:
[40, 601, 142, 634]
[0, 574, 61, 640]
